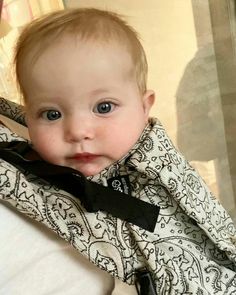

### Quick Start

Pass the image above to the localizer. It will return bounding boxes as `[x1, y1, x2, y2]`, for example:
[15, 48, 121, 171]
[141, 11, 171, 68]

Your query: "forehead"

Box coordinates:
[22, 34, 134, 77]
[20, 34, 137, 100]
[29, 37, 132, 82]
[23, 32, 133, 65]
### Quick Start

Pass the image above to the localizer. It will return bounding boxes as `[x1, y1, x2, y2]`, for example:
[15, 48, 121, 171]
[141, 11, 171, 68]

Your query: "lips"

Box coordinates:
[69, 153, 99, 163]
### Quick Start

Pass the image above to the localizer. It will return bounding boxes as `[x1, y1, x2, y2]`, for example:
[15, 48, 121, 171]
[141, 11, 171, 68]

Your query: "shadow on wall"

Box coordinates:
[176, 43, 234, 211]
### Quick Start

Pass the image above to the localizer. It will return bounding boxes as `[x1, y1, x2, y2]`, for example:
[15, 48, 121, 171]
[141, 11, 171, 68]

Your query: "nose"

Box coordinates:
[64, 115, 95, 143]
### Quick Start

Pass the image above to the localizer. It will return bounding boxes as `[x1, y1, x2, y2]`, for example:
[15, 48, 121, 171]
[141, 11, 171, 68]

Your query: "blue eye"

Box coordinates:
[95, 102, 114, 114]
[42, 110, 61, 121]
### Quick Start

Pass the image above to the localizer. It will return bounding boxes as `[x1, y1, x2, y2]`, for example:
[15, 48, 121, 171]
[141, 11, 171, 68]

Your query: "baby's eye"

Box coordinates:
[42, 110, 61, 121]
[94, 102, 115, 114]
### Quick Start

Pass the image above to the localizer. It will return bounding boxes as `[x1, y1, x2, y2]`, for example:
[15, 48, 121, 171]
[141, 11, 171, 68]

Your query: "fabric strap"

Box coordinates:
[0, 141, 160, 232]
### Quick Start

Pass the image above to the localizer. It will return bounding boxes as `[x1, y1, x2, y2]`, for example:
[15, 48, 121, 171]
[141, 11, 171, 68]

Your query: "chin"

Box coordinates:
[76, 166, 102, 177]
[70, 161, 112, 177]
[81, 170, 100, 177]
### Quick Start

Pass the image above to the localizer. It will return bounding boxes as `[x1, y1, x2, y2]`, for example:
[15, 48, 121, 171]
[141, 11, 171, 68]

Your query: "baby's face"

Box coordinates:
[22, 36, 154, 176]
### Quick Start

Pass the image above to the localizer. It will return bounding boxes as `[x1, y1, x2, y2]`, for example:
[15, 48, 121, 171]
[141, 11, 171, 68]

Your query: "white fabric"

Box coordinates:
[112, 279, 137, 295]
[0, 201, 114, 295]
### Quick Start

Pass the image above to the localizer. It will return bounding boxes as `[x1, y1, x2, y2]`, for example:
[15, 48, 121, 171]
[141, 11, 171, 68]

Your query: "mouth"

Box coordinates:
[68, 153, 99, 163]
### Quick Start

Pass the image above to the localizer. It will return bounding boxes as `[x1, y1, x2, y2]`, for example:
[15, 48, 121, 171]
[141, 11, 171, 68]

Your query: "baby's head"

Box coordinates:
[15, 8, 155, 176]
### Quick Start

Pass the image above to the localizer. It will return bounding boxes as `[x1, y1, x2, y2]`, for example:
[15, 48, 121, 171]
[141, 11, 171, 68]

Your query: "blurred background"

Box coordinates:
[1, 0, 236, 220]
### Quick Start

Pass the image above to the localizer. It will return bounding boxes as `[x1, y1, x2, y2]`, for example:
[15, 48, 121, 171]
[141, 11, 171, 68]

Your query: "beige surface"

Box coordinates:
[0, 114, 29, 140]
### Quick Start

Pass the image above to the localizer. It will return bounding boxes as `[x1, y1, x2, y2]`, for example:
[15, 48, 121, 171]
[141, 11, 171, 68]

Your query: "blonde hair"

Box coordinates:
[14, 8, 148, 99]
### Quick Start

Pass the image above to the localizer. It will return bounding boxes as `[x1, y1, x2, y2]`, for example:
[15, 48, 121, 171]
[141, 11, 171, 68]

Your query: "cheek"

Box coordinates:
[102, 120, 145, 157]
[28, 127, 60, 162]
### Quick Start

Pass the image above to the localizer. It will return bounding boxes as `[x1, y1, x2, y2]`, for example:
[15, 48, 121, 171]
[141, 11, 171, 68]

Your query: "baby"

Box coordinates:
[15, 8, 154, 177]
[11, 8, 236, 294]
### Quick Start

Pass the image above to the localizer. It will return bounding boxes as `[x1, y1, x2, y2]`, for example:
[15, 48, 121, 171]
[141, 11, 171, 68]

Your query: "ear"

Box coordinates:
[142, 90, 155, 122]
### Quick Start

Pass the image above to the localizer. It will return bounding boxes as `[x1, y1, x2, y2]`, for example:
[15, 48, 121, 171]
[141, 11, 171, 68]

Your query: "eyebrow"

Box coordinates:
[90, 88, 111, 96]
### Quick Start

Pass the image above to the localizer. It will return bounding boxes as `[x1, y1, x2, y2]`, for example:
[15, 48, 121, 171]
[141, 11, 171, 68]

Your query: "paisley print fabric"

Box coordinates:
[0, 97, 26, 126]
[0, 97, 236, 294]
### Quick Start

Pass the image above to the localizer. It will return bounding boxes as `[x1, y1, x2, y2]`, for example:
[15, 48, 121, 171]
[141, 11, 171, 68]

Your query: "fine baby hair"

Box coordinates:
[14, 8, 148, 99]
